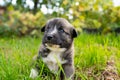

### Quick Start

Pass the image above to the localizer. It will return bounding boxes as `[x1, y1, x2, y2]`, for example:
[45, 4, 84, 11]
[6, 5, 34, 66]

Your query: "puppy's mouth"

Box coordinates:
[45, 43, 66, 52]
[45, 43, 60, 48]
[43, 40, 62, 48]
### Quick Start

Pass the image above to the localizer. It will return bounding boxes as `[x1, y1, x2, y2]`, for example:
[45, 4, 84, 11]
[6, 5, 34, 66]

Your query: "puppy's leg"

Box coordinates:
[29, 55, 40, 79]
[61, 64, 74, 80]
[30, 68, 38, 78]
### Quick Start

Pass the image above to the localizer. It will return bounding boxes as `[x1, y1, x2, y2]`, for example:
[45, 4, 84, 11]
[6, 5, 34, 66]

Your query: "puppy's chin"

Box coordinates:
[45, 43, 60, 48]
[45, 43, 66, 52]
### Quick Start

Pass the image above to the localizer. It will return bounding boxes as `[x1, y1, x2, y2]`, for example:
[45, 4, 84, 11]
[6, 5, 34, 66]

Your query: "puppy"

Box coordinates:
[30, 18, 77, 80]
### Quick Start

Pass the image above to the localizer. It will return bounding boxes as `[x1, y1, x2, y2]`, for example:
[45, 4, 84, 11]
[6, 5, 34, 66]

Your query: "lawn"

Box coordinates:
[0, 33, 120, 80]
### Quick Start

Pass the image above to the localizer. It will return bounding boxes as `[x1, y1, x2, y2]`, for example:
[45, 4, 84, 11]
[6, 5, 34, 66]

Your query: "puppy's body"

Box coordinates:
[30, 18, 77, 80]
[42, 44, 66, 72]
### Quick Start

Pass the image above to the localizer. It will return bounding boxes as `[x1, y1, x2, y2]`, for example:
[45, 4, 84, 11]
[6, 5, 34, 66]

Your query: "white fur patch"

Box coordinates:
[50, 26, 57, 35]
[30, 68, 38, 79]
[42, 44, 67, 73]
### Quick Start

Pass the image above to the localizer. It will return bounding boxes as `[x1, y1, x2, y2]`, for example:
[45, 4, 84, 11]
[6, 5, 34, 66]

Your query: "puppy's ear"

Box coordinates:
[41, 25, 46, 32]
[72, 28, 77, 38]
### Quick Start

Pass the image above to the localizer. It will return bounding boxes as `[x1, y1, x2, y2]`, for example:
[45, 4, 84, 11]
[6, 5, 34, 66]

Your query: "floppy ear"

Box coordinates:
[41, 25, 46, 32]
[72, 28, 78, 38]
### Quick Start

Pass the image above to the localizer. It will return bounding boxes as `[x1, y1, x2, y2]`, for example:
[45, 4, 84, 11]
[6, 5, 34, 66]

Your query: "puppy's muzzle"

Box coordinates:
[45, 34, 62, 47]
[46, 35, 53, 41]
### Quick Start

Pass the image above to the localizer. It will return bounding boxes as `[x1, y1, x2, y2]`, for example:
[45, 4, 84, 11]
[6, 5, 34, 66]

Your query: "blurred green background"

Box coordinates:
[0, 0, 120, 37]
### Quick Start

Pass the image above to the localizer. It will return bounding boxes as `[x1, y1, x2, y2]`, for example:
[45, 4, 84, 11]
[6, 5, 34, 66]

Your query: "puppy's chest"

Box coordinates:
[42, 50, 66, 73]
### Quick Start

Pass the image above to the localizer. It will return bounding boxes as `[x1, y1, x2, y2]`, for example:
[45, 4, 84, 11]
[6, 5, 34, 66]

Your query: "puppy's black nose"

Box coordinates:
[47, 35, 53, 40]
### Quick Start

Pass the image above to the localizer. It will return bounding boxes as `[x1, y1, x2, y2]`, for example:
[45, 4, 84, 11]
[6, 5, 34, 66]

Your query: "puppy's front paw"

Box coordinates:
[30, 68, 38, 79]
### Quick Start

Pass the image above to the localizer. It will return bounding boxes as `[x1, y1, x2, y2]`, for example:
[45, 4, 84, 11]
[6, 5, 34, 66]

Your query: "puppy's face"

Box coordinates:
[41, 18, 77, 49]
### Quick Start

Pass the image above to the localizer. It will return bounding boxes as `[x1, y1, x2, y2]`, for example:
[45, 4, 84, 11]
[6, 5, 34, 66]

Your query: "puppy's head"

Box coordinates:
[41, 18, 77, 49]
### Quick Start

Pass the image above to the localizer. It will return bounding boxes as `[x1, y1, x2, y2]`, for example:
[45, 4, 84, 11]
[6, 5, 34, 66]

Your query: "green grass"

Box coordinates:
[0, 33, 120, 80]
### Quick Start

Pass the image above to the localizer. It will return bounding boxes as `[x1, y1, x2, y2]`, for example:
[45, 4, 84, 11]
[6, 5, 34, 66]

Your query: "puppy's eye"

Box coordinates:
[47, 26, 50, 29]
[58, 27, 64, 32]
